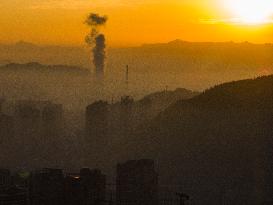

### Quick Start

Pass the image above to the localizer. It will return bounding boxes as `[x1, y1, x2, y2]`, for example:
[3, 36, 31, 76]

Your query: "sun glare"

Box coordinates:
[225, 0, 273, 24]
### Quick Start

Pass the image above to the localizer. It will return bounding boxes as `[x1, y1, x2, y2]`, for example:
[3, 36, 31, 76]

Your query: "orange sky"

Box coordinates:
[0, 0, 272, 47]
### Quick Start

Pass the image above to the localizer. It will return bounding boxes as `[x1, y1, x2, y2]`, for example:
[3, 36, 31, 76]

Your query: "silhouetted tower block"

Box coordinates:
[86, 100, 109, 140]
[30, 168, 64, 205]
[13, 170, 31, 189]
[0, 169, 12, 188]
[14, 102, 42, 167]
[85, 101, 109, 166]
[0, 98, 4, 113]
[64, 174, 81, 205]
[42, 103, 63, 138]
[14, 102, 42, 140]
[13, 101, 63, 167]
[80, 168, 106, 205]
[116, 159, 158, 205]
[0, 186, 28, 205]
[176, 193, 189, 205]
[119, 96, 134, 137]
[0, 113, 14, 145]
[41, 103, 64, 166]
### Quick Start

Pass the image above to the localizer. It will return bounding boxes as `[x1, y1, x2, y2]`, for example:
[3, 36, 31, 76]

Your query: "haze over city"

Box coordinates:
[0, 0, 272, 205]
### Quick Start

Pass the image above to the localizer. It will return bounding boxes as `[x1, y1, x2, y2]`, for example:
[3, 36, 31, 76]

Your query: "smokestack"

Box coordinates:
[93, 34, 106, 80]
[85, 13, 108, 81]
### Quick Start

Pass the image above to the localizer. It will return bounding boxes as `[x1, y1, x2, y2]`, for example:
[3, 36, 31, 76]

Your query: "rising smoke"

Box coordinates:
[85, 13, 108, 80]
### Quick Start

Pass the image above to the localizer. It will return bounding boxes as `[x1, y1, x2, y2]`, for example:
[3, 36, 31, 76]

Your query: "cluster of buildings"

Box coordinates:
[0, 97, 188, 204]
[0, 99, 64, 168]
[0, 159, 158, 205]
[84, 96, 146, 168]
[0, 95, 157, 169]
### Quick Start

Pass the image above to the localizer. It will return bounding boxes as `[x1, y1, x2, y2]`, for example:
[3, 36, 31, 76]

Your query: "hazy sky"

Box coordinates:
[0, 0, 272, 46]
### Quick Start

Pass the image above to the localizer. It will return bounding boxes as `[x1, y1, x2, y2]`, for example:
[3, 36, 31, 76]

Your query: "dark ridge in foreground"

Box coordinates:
[129, 75, 273, 205]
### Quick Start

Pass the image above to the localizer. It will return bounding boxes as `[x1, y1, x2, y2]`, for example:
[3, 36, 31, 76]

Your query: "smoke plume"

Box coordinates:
[85, 13, 108, 80]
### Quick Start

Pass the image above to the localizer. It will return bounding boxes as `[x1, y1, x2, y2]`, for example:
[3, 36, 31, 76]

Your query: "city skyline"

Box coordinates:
[0, 1, 273, 204]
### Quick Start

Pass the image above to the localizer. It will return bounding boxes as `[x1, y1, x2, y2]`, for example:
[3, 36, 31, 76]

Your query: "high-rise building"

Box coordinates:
[30, 168, 64, 205]
[0, 169, 12, 188]
[14, 101, 43, 140]
[80, 168, 106, 205]
[0, 169, 28, 205]
[13, 101, 64, 168]
[14, 102, 42, 168]
[0, 186, 28, 205]
[85, 101, 109, 140]
[41, 103, 64, 166]
[64, 168, 106, 205]
[42, 103, 63, 138]
[116, 159, 158, 205]
[0, 98, 4, 113]
[119, 96, 134, 137]
[85, 101, 109, 167]
[0, 113, 13, 145]
[64, 173, 81, 205]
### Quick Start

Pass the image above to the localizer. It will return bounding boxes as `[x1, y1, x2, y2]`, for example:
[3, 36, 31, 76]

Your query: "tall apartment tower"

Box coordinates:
[86, 101, 109, 140]
[116, 159, 158, 205]
[30, 168, 64, 205]
[41, 103, 64, 166]
[0, 169, 12, 188]
[42, 103, 63, 138]
[119, 96, 134, 137]
[80, 168, 106, 205]
[14, 102, 42, 168]
[85, 101, 109, 167]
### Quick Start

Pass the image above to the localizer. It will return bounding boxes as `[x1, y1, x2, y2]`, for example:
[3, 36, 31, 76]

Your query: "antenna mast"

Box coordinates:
[125, 65, 129, 94]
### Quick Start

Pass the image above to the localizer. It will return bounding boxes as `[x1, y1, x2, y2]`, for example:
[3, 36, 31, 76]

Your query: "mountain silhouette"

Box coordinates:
[129, 75, 273, 205]
[1, 40, 272, 90]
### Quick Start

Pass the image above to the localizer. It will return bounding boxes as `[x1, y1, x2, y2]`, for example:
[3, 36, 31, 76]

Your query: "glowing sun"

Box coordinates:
[225, 0, 273, 24]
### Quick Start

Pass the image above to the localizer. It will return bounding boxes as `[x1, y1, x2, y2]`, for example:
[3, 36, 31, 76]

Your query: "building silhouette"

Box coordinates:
[0, 169, 12, 188]
[85, 101, 109, 167]
[41, 103, 64, 166]
[0, 113, 14, 145]
[0, 186, 28, 205]
[14, 102, 42, 168]
[116, 159, 158, 205]
[86, 101, 109, 140]
[0, 169, 28, 205]
[0, 98, 5, 113]
[30, 168, 64, 205]
[12, 100, 64, 168]
[62, 168, 108, 205]
[42, 103, 63, 138]
[119, 96, 134, 138]
[79, 168, 106, 205]
[64, 173, 81, 205]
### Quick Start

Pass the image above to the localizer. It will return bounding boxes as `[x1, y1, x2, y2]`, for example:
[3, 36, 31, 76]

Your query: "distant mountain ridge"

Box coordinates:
[142, 39, 273, 47]
[0, 40, 272, 90]
[137, 88, 199, 118]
